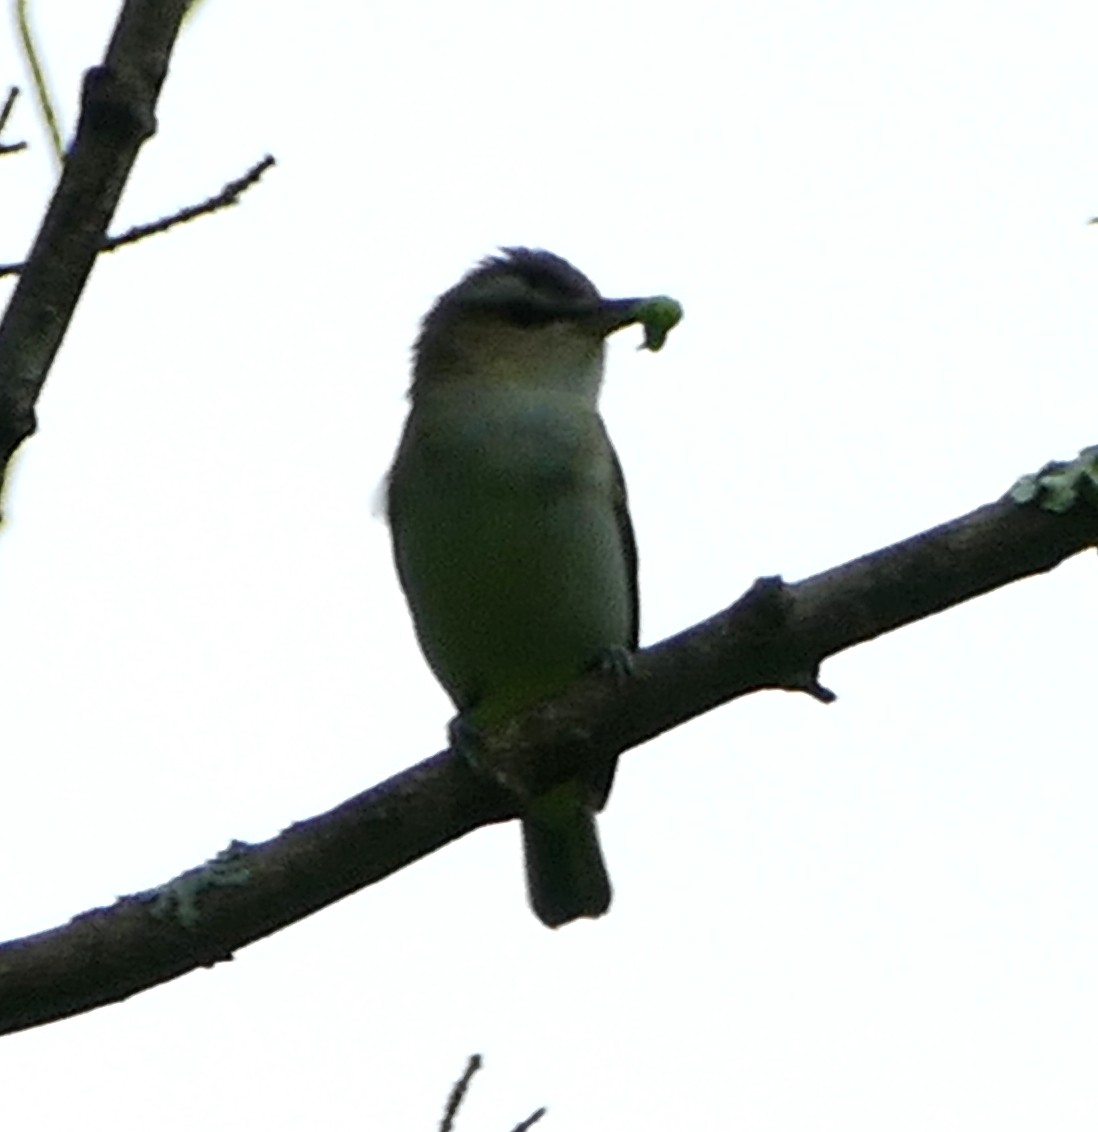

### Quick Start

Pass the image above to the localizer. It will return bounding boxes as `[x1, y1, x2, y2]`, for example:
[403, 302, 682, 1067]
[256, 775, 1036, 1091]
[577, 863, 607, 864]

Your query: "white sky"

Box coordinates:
[2, 1, 1098, 1128]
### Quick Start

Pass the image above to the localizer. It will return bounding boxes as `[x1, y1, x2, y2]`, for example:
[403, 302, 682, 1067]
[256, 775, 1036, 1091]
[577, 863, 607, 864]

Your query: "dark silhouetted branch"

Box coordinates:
[0, 0, 192, 516]
[440, 1054, 483, 1132]
[0, 477, 1095, 1036]
[0, 87, 27, 155]
[0, 154, 276, 278]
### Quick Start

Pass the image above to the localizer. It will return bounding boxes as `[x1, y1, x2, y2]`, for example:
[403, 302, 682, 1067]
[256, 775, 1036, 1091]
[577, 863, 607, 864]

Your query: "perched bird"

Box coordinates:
[387, 248, 680, 927]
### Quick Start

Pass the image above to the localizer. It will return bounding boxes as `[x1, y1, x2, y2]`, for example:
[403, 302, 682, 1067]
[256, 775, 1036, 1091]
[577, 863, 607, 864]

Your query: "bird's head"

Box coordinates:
[411, 248, 679, 399]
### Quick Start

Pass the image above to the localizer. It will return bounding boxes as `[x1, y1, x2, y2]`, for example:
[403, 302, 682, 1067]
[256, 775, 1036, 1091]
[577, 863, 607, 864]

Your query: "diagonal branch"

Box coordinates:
[440, 1054, 483, 1132]
[0, 155, 277, 278]
[0, 86, 27, 155]
[0, 0, 192, 519]
[0, 482, 1094, 1036]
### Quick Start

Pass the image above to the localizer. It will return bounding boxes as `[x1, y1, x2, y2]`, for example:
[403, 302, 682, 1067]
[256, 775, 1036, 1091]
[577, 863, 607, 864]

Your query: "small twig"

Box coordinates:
[97, 153, 276, 252]
[438, 1054, 547, 1132]
[0, 85, 17, 131]
[0, 86, 19, 134]
[510, 1108, 548, 1132]
[0, 86, 27, 155]
[440, 1054, 483, 1132]
[0, 154, 276, 277]
[14, 0, 64, 166]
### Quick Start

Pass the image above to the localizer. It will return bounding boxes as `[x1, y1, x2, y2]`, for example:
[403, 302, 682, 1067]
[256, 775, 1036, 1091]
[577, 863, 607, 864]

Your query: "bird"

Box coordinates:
[386, 247, 680, 927]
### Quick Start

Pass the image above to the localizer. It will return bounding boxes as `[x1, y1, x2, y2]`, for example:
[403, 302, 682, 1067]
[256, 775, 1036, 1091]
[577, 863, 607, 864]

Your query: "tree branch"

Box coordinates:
[0, 480, 1094, 1036]
[0, 155, 277, 278]
[0, 87, 27, 155]
[436, 1053, 546, 1132]
[0, 0, 192, 518]
[440, 1054, 483, 1132]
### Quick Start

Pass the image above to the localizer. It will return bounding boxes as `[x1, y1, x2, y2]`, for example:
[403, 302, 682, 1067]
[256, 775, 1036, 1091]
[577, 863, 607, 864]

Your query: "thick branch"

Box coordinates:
[0, 0, 191, 514]
[0, 486, 1094, 1036]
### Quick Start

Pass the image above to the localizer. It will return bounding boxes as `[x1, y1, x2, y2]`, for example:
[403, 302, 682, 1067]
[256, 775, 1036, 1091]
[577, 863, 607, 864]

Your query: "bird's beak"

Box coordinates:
[584, 297, 655, 338]
[583, 295, 684, 351]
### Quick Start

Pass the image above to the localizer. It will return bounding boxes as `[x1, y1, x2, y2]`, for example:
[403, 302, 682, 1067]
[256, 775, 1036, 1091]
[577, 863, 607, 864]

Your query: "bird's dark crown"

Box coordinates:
[423, 248, 601, 331]
[464, 247, 601, 306]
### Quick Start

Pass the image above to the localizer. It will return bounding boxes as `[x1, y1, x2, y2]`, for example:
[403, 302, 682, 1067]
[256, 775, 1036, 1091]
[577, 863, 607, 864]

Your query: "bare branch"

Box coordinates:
[0, 154, 276, 277]
[437, 1054, 547, 1132]
[0, 86, 17, 132]
[101, 154, 275, 252]
[14, 0, 63, 165]
[0, 86, 27, 155]
[0, 478, 1094, 1036]
[510, 1109, 547, 1132]
[0, 0, 192, 519]
[440, 1054, 483, 1132]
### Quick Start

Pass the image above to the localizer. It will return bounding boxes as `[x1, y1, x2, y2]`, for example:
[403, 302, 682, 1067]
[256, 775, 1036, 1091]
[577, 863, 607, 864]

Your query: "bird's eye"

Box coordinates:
[461, 287, 569, 327]
[495, 296, 564, 327]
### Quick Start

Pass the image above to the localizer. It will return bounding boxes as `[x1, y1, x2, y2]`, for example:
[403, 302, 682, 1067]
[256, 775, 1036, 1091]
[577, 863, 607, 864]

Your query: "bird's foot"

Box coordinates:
[449, 714, 530, 804]
[594, 645, 634, 683]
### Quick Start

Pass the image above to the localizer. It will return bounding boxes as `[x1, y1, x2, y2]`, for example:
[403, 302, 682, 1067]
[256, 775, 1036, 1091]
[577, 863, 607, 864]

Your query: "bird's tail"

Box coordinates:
[522, 787, 611, 928]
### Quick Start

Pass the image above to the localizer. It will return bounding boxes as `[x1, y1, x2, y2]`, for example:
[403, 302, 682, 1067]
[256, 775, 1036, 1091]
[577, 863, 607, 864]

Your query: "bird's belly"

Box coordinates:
[393, 454, 631, 722]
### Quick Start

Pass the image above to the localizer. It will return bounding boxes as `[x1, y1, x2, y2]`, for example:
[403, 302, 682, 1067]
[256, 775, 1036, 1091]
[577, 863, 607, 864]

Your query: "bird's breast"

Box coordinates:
[402, 387, 612, 494]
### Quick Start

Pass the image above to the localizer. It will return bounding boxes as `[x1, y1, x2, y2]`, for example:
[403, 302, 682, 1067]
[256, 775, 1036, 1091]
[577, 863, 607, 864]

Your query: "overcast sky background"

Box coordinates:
[2, 1, 1098, 1128]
